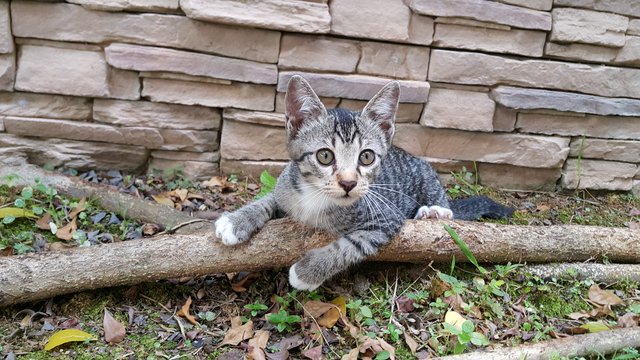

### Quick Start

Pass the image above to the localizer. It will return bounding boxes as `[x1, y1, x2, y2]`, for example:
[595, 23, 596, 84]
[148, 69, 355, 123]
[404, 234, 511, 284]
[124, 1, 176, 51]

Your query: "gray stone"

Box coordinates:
[554, 0, 640, 18]
[407, 0, 552, 30]
[180, 0, 330, 33]
[428, 50, 640, 99]
[105, 43, 277, 85]
[495, 0, 552, 11]
[142, 78, 275, 111]
[220, 120, 288, 161]
[0, 117, 4, 132]
[562, 159, 637, 190]
[0, 1, 13, 54]
[516, 113, 640, 140]
[11, 1, 281, 63]
[158, 129, 218, 152]
[550, 8, 628, 47]
[0, 92, 91, 120]
[420, 88, 495, 132]
[275, 93, 340, 113]
[544, 42, 618, 63]
[615, 36, 640, 65]
[148, 158, 218, 180]
[358, 42, 430, 80]
[339, 99, 424, 123]
[433, 23, 546, 57]
[569, 138, 640, 163]
[223, 109, 285, 127]
[67, 0, 179, 12]
[478, 163, 561, 190]
[278, 72, 430, 102]
[493, 106, 517, 132]
[278, 34, 360, 73]
[435, 17, 511, 31]
[220, 159, 288, 178]
[151, 150, 220, 162]
[395, 124, 570, 168]
[629, 20, 640, 36]
[491, 86, 640, 116]
[94, 99, 221, 130]
[140, 71, 232, 85]
[0, 54, 14, 91]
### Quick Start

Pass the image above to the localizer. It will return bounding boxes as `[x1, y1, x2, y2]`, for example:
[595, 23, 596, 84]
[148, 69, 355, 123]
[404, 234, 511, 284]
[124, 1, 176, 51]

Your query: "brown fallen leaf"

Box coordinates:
[618, 312, 640, 328]
[230, 272, 261, 292]
[536, 204, 550, 212]
[430, 276, 451, 298]
[248, 330, 270, 350]
[358, 336, 396, 360]
[341, 348, 358, 360]
[568, 312, 590, 320]
[202, 176, 225, 188]
[55, 218, 77, 241]
[403, 331, 419, 355]
[303, 345, 323, 360]
[588, 284, 623, 306]
[176, 297, 199, 326]
[35, 213, 52, 230]
[247, 345, 266, 360]
[396, 295, 415, 313]
[142, 223, 163, 236]
[68, 198, 86, 219]
[221, 316, 254, 346]
[103, 309, 126, 344]
[151, 194, 175, 207]
[170, 189, 189, 202]
[304, 301, 335, 318]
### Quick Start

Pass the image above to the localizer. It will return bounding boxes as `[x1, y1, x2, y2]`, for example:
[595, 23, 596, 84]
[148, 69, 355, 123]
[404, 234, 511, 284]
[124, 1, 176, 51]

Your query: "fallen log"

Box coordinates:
[524, 263, 640, 284]
[1, 218, 639, 307]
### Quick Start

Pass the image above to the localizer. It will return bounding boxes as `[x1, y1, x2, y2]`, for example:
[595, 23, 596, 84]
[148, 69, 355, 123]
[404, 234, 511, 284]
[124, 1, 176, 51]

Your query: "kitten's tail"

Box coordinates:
[450, 196, 515, 221]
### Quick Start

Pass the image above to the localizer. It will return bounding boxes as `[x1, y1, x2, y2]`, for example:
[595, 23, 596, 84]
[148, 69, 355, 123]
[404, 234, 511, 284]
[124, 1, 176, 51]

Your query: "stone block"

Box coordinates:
[158, 129, 218, 152]
[0, 117, 4, 132]
[140, 71, 232, 85]
[421, 157, 475, 174]
[495, 0, 552, 11]
[493, 106, 517, 132]
[433, 23, 546, 57]
[479, 163, 561, 190]
[395, 124, 570, 168]
[142, 78, 275, 111]
[614, 36, 640, 66]
[278, 34, 360, 73]
[0, 133, 149, 171]
[275, 93, 340, 113]
[339, 100, 424, 123]
[435, 17, 511, 31]
[629, 20, 640, 36]
[278, 72, 429, 102]
[220, 158, 288, 178]
[554, 0, 640, 18]
[420, 88, 495, 132]
[151, 150, 220, 162]
[491, 86, 640, 116]
[550, 8, 628, 47]
[106, 43, 277, 85]
[223, 109, 285, 127]
[220, 120, 288, 161]
[569, 138, 640, 163]
[516, 113, 640, 140]
[0, 1, 13, 54]
[148, 158, 218, 180]
[407, 0, 551, 30]
[357, 42, 430, 80]
[11, 1, 281, 63]
[428, 50, 640, 99]
[15, 45, 139, 99]
[562, 159, 637, 190]
[181, 0, 330, 33]
[67, 0, 179, 12]
[0, 92, 91, 120]
[544, 42, 617, 63]
[0, 54, 14, 91]
[330, 0, 432, 45]
[94, 99, 221, 130]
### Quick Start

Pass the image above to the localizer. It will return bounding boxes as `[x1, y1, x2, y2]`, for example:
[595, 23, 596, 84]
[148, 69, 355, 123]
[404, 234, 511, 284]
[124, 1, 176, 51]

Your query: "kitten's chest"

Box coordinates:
[277, 188, 336, 230]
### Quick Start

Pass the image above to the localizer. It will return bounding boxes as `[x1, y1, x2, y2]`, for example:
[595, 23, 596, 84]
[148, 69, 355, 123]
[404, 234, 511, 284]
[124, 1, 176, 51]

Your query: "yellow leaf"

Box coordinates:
[151, 194, 175, 207]
[0, 207, 36, 219]
[44, 329, 96, 351]
[579, 321, 610, 333]
[177, 297, 200, 326]
[444, 310, 466, 330]
[331, 296, 347, 317]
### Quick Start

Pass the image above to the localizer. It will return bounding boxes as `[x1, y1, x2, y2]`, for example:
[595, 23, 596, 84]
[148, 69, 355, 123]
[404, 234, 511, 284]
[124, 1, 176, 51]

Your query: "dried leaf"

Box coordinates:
[35, 213, 52, 230]
[430, 277, 451, 298]
[44, 329, 96, 351]
[103, 309, 126, 344]
[403, 331, 419, 355]
[142, 223, 163, 236]
[221, 316, 254, 346]
[341, 348, 359, 360]
[304, 301, 335, 318]
[151, 194, 175, 207]
[588, 284, 623, 306]
[444, 310, 466, 330]
[248, 330, 270, 349]
[617, 312, 640, 328]
[230, 272, 260, 292]
[55, 218, 77, 241]
[171, 189, 189, 202]
[303, 345, 323, 360]
[317, 298, 344, 328]
[378, 337, 396, 360]
[176, 297, 199, 326]
[568, 312, 590, 320]
[68, 198, 86, 219]
[579, 321, 610, 333]
[202, 176, 226, 188]
[536, 204, 550, 212]
[396, 295, 415, 313]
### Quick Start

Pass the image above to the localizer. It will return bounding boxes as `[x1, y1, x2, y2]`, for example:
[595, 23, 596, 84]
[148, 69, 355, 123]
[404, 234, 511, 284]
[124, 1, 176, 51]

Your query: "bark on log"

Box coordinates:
[436, 326, 640, 360]
[524, 263, 640, 284]
[1, 218, 639, 307]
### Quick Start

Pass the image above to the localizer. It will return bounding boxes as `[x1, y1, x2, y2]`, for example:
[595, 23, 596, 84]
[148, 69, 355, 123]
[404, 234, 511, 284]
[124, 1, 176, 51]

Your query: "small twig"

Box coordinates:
[388, 269, 399, 325]
[157, 219, 210, 236]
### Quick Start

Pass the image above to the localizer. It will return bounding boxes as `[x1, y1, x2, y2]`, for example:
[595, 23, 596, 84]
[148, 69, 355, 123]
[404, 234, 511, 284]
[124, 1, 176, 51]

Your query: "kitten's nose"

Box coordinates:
[338, 180, 357, 194]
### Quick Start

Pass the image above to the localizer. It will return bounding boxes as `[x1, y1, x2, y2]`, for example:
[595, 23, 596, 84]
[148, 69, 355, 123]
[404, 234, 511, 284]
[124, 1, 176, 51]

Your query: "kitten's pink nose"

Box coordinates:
[339, 180, 357, 194]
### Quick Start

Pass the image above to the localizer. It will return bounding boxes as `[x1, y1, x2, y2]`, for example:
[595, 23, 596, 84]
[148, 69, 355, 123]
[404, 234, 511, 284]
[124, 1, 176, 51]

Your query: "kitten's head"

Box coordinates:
[284, 75, 400, 206]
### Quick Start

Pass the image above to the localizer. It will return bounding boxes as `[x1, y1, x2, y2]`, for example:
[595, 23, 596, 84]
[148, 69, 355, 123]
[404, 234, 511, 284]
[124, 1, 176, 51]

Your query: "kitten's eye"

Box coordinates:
[359, 150, 375, 166]
[316, 149, 335, 165]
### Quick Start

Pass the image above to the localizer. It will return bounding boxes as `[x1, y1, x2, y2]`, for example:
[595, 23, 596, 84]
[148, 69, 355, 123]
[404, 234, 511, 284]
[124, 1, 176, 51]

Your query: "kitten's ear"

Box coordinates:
[285, 75, 328, 138]
[361, 81, 400, 142]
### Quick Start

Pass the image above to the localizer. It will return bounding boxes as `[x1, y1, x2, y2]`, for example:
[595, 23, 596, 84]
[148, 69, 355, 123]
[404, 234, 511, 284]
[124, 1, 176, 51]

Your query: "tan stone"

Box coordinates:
[493, 106, 517, 132]
[15, 38, 102, 52]
[0, 1, 13, 54]
[615, 36, 640, 65]
[106, 43, 277, 85]
[0, 92, 91, 120]
[94, 99, 221, 130]
[358, 42, 430, 80]
[550, 8, 628, 47]
[181, 0, 330, 33]
[67, 0, 179, 12]
[140, 72, 232, 85]
[630, 20, 640, 36]
[569, 138, 640, 163]
[544, 42, 617, 63]
[278, 72, 429, 102]
[395, 124, 570, 168]
[421, 157, 475, 174]
[158, 129, 218, 152]
[3, 117, 164, 148]
[554, 0, 640, 18]
[223, 109, 285, 127]
[479, 163, 560, 190]
[409, 14, 435, 46]
[15, 45, 139, 99]
[142, 78, 275, 111]
[562, 159, 637, 190]
[433, 23, 546, 57]
[421, 88, 495, 132]
[0, 54, 14, 91]
[0, 134, 149, 171]
[430, 82, 490, 93]
[408, 0, 551, 30]
[275, 93, 340, 113]
[495, 0, 552, 11]
[428, 50, 640, 99]
[491, 86, 640, 116]
[278, 34, 360, 73]
[435, 17, 511, 31]
[148, 158, 218, 180]
[516, 113, 640, 140]
[220, 158, 288, 178]
[11, 1, 281, 63]
[330, 0, 432, 45]
[151, 150, 220, 162]
[220, 120, 288, 161]
[339, 99, 424, 123]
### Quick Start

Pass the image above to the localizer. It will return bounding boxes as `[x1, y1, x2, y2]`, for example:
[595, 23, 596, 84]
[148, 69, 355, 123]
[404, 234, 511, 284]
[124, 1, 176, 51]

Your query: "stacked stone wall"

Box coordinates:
[1, 0, 639, 193]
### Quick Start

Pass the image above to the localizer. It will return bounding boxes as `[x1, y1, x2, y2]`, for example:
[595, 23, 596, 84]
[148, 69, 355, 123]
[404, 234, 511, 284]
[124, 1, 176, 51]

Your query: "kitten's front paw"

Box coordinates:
[215, 215, 240, 246]
[289, 263, 322, 291]
[415, 205, 454, 220]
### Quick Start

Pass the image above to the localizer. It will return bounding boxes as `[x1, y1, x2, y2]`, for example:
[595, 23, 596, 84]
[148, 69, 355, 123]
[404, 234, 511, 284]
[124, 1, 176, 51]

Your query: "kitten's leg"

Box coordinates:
[289, 230, 389, 290]
[215, 193, 278, 246]
[414, 205, 453, 220]
[416, 167, 453, 219]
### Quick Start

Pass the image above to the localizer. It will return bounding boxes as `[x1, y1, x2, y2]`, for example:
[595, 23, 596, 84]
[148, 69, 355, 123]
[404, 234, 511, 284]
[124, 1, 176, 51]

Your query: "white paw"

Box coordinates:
[414, 205, 454, 220]
[215, 215, 239, 246]
[288, 263, 321, 291]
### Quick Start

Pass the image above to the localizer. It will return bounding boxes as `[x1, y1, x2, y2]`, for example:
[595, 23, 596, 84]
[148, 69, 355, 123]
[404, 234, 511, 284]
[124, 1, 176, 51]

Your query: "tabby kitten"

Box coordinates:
[215, 75, 513, 290]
